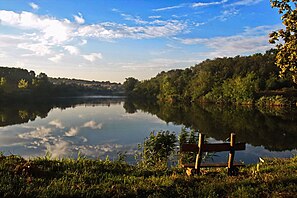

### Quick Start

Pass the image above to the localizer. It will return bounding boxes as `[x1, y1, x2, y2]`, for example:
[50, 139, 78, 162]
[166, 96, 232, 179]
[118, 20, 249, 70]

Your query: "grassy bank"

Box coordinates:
[0, 155, 296, 197]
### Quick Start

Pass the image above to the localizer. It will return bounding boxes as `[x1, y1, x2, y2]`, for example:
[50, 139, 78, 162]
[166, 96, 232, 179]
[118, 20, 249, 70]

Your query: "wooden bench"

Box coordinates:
[180, 133, 246, 176]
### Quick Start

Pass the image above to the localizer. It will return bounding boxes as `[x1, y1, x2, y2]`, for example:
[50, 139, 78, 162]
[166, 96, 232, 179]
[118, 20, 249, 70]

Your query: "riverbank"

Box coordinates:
[0, 155, 296, 197]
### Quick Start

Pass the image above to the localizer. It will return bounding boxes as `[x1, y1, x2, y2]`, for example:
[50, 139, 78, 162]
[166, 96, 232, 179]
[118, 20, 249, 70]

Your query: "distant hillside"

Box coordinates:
[49, 77, 122, 92]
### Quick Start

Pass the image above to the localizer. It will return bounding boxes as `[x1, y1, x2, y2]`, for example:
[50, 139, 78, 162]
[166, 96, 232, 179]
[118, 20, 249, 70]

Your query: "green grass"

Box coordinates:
[0, 155, 296, 197]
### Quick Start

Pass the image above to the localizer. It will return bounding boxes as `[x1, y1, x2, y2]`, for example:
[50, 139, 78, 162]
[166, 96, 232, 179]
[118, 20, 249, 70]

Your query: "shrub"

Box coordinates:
[178, 128, 199, 166]
[142, 130, 177, 166]
[257, 95, 290, 107]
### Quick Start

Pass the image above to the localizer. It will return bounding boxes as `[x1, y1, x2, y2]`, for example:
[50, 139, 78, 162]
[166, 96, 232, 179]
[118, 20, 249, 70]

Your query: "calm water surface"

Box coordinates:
[0, 98, 182, 161]
[0, 97, 296, 164]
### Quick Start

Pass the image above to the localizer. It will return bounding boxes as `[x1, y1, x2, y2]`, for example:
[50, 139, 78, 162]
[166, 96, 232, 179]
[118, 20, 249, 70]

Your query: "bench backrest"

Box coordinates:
[181, 133, 246, 153]
[181, 142, 246, 152]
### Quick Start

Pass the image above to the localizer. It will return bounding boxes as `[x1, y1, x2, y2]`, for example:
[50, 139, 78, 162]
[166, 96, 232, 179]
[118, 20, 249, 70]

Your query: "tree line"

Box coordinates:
[124, 49, 297, 106]
[0, 67, 123, 103]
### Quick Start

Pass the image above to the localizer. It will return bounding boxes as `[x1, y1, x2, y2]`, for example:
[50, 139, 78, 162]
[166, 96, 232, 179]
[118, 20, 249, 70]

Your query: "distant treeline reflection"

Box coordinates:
[0, 97, 123, 127]
[124, 99, 297, 151]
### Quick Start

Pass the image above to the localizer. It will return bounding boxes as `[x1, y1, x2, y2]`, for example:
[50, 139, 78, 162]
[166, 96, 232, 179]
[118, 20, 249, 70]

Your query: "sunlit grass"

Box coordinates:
[0, 154, 296, 197]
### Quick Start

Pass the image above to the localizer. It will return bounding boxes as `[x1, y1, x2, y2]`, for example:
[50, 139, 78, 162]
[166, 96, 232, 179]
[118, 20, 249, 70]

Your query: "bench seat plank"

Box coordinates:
[183, 162, 245, 168]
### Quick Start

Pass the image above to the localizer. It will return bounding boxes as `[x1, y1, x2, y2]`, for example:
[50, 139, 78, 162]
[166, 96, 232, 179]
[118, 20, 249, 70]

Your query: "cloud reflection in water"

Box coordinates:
[18, 127, 52, 140]
[65, 127, 80, 137]
[83, 120, 103, 129]
[49, 119, 65, 129]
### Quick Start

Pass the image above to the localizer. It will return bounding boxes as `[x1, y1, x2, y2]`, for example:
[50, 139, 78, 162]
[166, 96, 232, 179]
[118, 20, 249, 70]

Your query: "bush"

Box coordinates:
[257, 95, 290, 107]
[142, 131, 177, 166]
[178, 128, 199, 166]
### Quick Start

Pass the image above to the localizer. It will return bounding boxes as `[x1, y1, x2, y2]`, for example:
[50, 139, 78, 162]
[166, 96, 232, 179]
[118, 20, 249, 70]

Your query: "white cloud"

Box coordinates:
[119, 58, 203, 70]
[111, 8, 120, 12]
[49, 119, 64, 129]
[0, 10, 73, 44]
[0, 34, 26, 47]
[242, 25, 282, 36]
[153, 5, 185, 12]
[49, 53, 64, 63]
[73, 13, 85, 24]
[65, 127, 79, 137]
[83, 120, 103, 129]
[0, 10, 187, 44]
[82, 53, 103, 62]
[120, 13, 148, 24]
[63, 45, 80, 55]
[153, 1, 227, 11]
[29, 2, 39, 10]
[194, 22, 206, 27]
[77, 20, 187, 40]
[192, 0, 228, 7]
[227, 0, 263, 7]
[217, 8, 239, 21]
[148, 15, 161, 19]
[179, 25, 278, 58]
[17, 42, 51, 56]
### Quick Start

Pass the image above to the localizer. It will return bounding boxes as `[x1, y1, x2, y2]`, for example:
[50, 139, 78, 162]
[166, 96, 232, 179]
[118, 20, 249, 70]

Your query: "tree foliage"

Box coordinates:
[18, 79, 29, 89]
[128, 50, 295, 105]
[142, 131, 177, 166]
[0, 77, 6, 86]
[270, 0, 297, 82]
[123, 77, 139, 96]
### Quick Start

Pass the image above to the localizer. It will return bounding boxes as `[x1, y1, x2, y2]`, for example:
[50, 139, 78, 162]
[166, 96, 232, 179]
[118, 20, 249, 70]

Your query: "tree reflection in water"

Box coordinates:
[124, 99, 297, 151]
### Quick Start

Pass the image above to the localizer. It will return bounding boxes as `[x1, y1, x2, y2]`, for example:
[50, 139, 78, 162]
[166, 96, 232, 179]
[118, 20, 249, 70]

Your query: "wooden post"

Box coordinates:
[228, 133, 235, 175]
[195, 133, 205, 174]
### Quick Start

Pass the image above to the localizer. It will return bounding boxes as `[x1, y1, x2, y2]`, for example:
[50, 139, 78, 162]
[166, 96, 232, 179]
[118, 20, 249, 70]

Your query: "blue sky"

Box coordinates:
[0, 0, 281, 82]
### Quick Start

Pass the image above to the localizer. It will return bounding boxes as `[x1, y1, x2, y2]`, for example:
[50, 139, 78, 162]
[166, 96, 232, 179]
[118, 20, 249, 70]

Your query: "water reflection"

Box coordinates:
[0, 97, 123, 127]
[0, 97, 296, 163]
[126, 100, 297, 152]
[0, 97, 181, 161]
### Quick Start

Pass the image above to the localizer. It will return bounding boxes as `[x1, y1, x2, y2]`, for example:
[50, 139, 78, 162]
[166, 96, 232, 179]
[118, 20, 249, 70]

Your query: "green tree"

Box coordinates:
[221, 73, 257, 104]
[0, 77, 6, 86]
[158, 74, 178, 102]
[0, 77, 6, 96]
[18, 79, 29, 89]
[123, 77, 139, 95]
[33, 72, 51, 94]
[270, 0, 297, 82]
[190, 71, 213, 101]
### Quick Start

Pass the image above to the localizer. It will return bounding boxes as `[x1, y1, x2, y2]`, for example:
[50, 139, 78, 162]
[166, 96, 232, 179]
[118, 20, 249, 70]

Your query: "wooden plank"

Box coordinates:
[183, 162, 245, 168]
[181, 142, 246, 152]
[201, 162, 245, 167]
[228, 133, 236, 169]
[195, 134, 205, 170]
[202, 143, 246, 152]
[181, 144, 198, 152]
